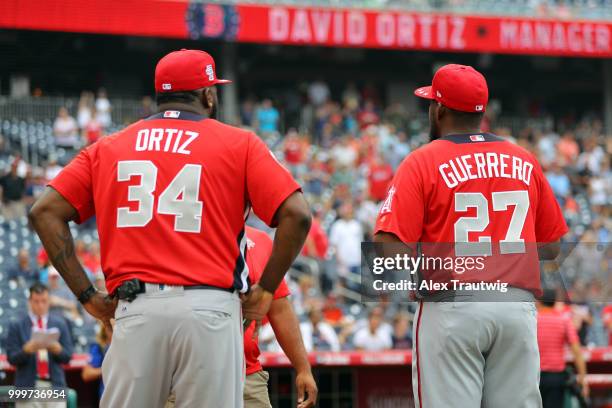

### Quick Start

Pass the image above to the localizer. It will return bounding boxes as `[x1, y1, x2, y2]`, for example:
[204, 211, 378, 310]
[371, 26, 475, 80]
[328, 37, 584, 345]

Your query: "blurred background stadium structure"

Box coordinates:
[0, 0, 610, 406]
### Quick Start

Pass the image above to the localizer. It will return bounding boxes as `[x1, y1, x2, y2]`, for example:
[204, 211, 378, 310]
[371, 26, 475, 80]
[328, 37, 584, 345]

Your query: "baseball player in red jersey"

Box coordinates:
[29, 49, 311, 408]
[242, 226, 317, 408]
[374, 64, 568, 408]
[166, 225, 317, 408]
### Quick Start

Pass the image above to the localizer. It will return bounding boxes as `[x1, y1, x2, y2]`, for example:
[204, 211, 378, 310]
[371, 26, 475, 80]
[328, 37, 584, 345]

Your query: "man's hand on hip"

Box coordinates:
[83, 292, 118, 335]
[241, 284, 274, 337]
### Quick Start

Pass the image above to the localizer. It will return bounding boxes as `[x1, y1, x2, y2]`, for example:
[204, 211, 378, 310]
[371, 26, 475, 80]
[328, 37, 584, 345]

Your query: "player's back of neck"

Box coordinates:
[441, 126, 483, 137]
[156, 103, 208, 117]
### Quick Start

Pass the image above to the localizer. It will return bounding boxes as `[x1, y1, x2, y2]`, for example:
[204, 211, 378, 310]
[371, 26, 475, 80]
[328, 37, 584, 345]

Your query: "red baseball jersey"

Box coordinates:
[375, 133, 568, 294]
[537, 308, 579, 372]
[243, 226, 291, 375]
[49, 111, 300, 294]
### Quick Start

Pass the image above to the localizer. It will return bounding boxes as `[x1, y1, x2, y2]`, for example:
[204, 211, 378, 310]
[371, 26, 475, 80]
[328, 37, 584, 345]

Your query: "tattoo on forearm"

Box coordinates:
[45, 225, 90, 294]
[50, 230, 74, 274]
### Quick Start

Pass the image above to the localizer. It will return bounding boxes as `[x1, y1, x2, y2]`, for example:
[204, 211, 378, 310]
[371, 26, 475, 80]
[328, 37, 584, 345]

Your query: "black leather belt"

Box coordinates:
[115, 279, 234, 302]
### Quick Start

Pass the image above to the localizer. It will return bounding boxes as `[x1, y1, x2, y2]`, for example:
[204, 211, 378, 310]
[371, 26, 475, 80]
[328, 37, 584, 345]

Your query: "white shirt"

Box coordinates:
[53, 116, 77, 137]
[45, 164, 63, 181]
[29, 312, 48, 330]
[95, 98, 112, 127]
[308, 81, 330, 106]
[331, 144, 357, 167]
[329, 219, 363, 268]
[300, 321, 340, 352]
[353, 325, 393, 351]
[77, 106, 92, 129]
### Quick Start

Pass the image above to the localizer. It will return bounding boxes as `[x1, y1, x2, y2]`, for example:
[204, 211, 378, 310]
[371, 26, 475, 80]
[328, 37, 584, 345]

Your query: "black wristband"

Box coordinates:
[77, 285, 97, 304]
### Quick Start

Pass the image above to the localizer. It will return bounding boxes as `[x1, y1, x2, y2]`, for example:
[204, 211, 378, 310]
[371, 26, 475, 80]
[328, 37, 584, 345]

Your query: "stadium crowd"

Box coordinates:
[207, 0, 612, 19]
[0, 80, 610, 360]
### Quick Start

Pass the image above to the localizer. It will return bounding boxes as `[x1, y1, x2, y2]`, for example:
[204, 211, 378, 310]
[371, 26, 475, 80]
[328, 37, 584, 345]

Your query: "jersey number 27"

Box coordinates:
[454, 190, 529, 256]
[116, 160, 203, 233]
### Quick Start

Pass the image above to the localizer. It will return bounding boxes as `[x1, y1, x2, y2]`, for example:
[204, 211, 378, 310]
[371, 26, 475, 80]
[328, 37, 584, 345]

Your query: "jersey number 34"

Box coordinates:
[116, 160, 203, 233]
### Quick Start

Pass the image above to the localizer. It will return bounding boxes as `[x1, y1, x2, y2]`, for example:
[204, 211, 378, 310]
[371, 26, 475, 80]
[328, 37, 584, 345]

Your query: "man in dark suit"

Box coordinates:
[5, 282, 73, 408]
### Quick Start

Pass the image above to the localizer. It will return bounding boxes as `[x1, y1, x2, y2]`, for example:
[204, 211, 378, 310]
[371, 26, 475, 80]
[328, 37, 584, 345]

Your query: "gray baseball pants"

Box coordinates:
[101, 284, 244, 408]
[413, 289, 542, 408]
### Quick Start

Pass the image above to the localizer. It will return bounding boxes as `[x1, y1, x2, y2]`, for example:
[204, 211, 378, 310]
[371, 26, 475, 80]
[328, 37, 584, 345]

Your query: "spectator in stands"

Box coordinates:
[588, 156, 610, 210]
[0, 159, 27, 220]
[322, 293, 344, 329]
[47, 267, 80, 320]
[330, 137, 358, 168]
[300, 306, 340, 352]
[12, 153, 29, 178]
[557, 131, 579, 165]
[283, 130, 307, 169]
[308, 80, 330, 107]
[367, 153, 394, 203]
[537, 289, 589, 407]
[353, 307, 393, 351]
[44, 156, 63, 182]
[95, 88, 112, 128]
[82, 323, 111, 400]
[24, 168, 47, 206]
[391, 312, 412, 350]
[357, 100, 380, 129]
[8, 248, 39, 285]
[138, 96, 154, 119]
[5, 282, 73, 404]
[81, 242, 106, 290]
[53, 107, 79, 149]
[329, 202, 363, 289]
[578, 135, 605, 176]
[546, 161, 571, 204]
[536, 129, 559, 167]
[77, 91, 94, 130]
[292, 275, 319, 317]
[355, 191, 379, 238]
[301, 208, 329, 261]
[602, 304, 612, 345]
[386, 131, 411, 170]
[342, 82, 360, 111]
[255, 99, 280, 135]
[84, 109, 104, 145]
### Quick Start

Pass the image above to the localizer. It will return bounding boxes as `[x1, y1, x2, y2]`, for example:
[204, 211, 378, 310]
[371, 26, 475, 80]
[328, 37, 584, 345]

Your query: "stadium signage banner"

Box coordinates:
[1, 1, 610, 57]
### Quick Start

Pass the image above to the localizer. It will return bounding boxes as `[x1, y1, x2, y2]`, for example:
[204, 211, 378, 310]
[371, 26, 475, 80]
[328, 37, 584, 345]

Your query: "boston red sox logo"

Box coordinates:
[186, 3, 240, 41]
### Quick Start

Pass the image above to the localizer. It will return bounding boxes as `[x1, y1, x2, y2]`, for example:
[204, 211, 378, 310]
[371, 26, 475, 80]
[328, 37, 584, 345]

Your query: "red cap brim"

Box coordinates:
[214, 79, 232, 85]
[414, 86, 434, 100]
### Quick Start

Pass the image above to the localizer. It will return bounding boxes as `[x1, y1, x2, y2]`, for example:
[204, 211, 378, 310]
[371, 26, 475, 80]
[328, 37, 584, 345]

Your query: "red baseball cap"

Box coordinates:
[414, 64, 488, 113]
[155, 49, 231, 93]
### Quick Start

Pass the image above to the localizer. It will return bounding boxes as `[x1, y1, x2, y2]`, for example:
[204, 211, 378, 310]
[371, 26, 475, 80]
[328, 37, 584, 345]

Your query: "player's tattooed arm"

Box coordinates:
[29, 187, 92, 296]
[30, 187, 118, 332]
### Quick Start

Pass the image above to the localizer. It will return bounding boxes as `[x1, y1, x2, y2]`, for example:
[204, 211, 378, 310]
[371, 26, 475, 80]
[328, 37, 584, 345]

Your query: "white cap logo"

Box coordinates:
[205, 64, 215, 81]
[436, 91, 442, 98]
[162, 83, 172, 90]
[163, 110, 180, 118]
[475, 105, 484, 112]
